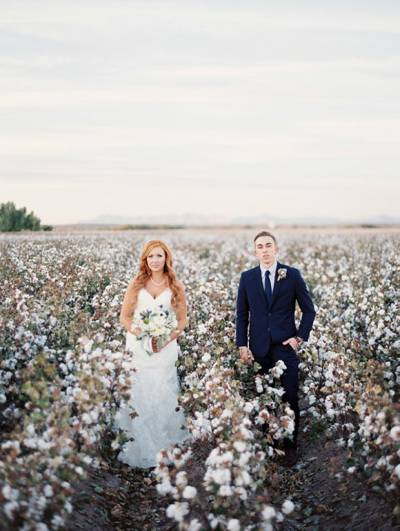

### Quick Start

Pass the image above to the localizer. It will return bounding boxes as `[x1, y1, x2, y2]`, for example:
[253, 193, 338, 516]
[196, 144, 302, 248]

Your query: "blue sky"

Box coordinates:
[1, 1, 399, 223]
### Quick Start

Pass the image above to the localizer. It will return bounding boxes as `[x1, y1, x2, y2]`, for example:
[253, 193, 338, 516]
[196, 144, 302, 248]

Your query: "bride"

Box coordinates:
[114, 239, 190, 468]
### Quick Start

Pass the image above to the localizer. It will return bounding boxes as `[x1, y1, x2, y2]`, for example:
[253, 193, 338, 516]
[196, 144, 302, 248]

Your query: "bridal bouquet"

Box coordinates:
[132, 305, 177, 356]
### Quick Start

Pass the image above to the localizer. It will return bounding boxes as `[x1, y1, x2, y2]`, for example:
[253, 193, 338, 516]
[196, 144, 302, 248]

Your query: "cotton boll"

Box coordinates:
[261, 505, 276, 521]
[182, 486, 197, 499]
[166, 502, 189, 522]
[389, 426, 400, 441]
[44, 484, 54, 497]
[282, 499, 295, 515]
[218, 485, 233, 496]
[176, 471, 188, 488]
[227, 519, 240, 531]
[233, 441, 246, 452]
[188, 518, 202, 531]
[157, 481, 175, 496]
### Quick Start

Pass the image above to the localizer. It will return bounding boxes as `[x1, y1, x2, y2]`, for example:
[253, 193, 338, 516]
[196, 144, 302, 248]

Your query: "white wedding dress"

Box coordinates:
[114, 287, 190, 468]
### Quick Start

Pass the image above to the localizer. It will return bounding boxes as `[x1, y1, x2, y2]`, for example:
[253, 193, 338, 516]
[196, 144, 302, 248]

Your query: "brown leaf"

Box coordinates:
[111, 504, 124, 518]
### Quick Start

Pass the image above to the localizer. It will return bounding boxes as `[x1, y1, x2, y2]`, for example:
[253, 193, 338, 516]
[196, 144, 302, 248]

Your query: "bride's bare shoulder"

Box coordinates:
[124, 278, 141, 298]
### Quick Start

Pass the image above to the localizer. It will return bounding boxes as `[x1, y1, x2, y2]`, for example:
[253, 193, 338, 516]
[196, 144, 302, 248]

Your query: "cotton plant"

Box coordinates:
[350, 363, 400, 494]
[154, 283, 296, 529]
[1, 230, 399, 528]
[0, 236, 139, 528]
[0, 332, 135, 529]
[292, 236, 400, 500]
[154, 361, 296, 529]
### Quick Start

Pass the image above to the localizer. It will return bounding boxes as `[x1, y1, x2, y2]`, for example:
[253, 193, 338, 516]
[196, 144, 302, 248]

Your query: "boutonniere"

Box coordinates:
[277, 268, 287, 281]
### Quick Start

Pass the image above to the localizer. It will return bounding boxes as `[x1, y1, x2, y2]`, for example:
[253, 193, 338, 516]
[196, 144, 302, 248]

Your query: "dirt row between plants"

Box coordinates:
[64, 424, 399, 531]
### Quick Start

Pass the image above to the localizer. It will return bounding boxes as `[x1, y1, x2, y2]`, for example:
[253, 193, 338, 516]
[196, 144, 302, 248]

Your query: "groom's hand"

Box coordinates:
[283, 337, 300, 350]
[239, 346, 253, 363]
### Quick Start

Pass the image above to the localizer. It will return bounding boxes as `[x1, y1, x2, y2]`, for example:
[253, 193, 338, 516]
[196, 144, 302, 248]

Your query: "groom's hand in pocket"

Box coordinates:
[282, 337, 299, 351]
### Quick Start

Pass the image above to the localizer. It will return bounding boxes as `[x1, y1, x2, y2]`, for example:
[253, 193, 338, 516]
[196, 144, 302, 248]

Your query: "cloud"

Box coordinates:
[1, 1, 399, 221]
[2, 1, 400, 36]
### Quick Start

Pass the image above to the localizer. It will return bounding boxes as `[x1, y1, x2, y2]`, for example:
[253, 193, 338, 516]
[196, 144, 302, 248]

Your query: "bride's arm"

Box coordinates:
[119, 279, 139, 333]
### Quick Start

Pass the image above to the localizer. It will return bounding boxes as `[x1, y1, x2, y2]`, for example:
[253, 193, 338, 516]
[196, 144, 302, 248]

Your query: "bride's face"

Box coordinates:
[146, 246, 166, 273]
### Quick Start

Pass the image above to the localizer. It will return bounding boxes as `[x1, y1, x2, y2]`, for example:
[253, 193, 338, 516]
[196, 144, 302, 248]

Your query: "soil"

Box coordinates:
[64, 439, 213, 531]
[280, 427, 400, 531]
[63, 461, 172, 531]
[64, 420, 400, 531]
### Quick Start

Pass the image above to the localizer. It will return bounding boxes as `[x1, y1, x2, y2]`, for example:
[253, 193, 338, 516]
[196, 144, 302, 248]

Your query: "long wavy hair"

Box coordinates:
[130, 240, 182, 311]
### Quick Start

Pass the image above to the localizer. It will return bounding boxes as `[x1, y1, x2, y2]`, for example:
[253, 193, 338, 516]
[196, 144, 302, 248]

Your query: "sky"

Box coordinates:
[1, 0, 400, 224]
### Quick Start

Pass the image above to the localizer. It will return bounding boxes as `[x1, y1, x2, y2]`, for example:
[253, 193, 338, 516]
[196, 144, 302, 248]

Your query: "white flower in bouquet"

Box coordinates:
[132, 305, 177, 355]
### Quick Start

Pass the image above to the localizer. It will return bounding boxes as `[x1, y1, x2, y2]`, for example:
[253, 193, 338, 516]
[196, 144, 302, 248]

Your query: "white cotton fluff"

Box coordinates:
[389, 426, 400, 441]
[188, 518, 202, 531]
[261, 505, 276, 521]
[233, 441, 246, 452]
[166, 502, 189, 522]
[282, 499, 295, 515]
[182, 486, 197, 499]
[218, 485, 233, 496]
[44, 485, 54, 497]
[156, 481, 175, 496]
[227, 519, 241, 531]
[176, 471, 188, 488]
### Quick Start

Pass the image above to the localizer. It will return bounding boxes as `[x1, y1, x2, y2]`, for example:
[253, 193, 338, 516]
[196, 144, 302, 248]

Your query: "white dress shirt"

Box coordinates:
[260, 260, 278, 293]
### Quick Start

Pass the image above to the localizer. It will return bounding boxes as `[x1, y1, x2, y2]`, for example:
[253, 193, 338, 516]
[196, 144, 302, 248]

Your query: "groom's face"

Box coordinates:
[254, 235, 278, 267]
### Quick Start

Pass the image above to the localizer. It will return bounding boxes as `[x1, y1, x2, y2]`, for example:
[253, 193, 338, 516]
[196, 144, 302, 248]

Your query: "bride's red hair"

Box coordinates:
[129, 240, 182, 311]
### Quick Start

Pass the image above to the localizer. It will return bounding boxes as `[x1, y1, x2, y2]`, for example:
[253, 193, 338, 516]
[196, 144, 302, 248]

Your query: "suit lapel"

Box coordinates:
[254, 266, 268, 309]
[270, 261, 283, 307]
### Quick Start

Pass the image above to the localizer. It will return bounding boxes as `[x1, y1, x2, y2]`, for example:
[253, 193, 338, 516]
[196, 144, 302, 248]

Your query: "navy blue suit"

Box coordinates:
[236, 262, 316, 445]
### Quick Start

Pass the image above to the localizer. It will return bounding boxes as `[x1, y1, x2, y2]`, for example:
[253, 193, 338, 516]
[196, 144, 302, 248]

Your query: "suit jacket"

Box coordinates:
[235, 262, 316, 359]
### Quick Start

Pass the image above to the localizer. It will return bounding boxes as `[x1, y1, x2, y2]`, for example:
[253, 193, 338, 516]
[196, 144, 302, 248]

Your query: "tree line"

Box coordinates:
[0, 202, 53, 232]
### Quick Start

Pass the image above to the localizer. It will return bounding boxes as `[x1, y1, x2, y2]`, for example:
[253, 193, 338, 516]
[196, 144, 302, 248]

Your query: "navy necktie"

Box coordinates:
[264, 270, 272, 305]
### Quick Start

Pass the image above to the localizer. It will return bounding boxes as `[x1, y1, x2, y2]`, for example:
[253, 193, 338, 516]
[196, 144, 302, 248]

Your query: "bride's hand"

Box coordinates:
[152, 336, 172, 352]
[152, 330, 179, 352]
[169, 329, 180, 341]
[130, 326, 142, 337]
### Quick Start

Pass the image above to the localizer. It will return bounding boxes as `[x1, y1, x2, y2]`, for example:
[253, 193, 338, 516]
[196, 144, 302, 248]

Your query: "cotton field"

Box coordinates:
[0, 229, 399, 530]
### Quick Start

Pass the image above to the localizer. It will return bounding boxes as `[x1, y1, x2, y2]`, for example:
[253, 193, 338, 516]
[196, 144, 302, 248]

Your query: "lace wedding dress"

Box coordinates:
[114, 287, 190, 468]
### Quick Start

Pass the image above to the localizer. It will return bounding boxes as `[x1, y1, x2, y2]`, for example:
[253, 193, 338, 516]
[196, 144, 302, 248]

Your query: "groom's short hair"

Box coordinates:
[254, 230, 277, 245]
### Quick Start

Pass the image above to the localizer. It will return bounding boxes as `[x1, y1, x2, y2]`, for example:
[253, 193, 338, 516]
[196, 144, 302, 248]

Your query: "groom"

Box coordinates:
[236, 231, 316, 461]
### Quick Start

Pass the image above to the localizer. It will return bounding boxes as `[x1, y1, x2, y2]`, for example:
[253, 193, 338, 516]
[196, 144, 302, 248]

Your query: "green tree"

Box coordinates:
[0, 202, 52, 232]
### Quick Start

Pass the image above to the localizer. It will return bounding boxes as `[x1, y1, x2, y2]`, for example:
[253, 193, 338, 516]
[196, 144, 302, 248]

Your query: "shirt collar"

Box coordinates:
[260, 260, 278, 277]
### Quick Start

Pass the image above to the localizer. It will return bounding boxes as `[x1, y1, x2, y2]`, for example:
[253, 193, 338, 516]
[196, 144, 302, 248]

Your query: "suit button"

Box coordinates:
[268, 313, 272, 316]
[267, 327, 270, 331]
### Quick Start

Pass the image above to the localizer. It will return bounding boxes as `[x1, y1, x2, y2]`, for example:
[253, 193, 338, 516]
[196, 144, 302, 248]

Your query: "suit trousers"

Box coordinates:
[256, 343, 300, 447]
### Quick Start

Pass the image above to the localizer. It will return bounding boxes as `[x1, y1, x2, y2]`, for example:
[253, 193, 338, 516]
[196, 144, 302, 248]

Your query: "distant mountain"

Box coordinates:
[79, 213, 400, 226]
[366, 215, 400, 224]
[230, 215, 339, 226]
